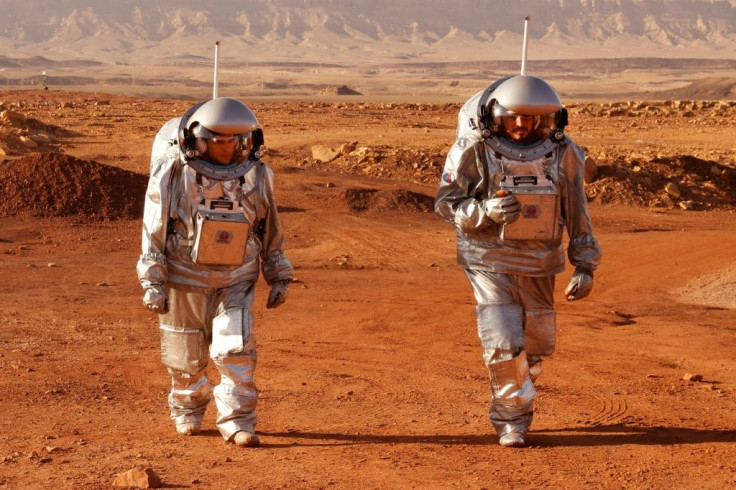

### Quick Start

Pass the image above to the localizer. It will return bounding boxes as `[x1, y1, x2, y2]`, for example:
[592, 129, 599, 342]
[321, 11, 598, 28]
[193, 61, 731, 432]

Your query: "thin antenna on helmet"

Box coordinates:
[521, 16, 530, 76]
[213, 40, 220, 99]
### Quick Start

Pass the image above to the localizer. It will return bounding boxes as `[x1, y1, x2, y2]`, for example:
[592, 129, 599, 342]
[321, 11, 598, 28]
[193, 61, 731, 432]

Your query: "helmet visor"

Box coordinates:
[192, 124, 252, 166]
[210, 134, 240, 145]
[492, 104, 556, 145]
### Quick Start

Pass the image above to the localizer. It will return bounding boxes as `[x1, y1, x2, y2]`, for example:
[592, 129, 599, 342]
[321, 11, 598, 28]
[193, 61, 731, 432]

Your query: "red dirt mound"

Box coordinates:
[337, 187, 435, 213]
[0, 152, 147, 220]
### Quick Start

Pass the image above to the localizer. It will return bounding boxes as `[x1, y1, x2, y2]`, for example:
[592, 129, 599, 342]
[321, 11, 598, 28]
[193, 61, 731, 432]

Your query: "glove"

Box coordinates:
[565, 268, 594, 301]
[143, 284, 169, 314]
[266, 280, 290, 309]
[483, 194, 521, 224]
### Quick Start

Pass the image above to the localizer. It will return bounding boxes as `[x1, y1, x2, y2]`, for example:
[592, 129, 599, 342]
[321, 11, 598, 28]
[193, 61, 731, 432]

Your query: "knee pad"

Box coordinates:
[524, 309, 556, 356]
[159, 324, 208, 375]
[475, 303, 524, 351]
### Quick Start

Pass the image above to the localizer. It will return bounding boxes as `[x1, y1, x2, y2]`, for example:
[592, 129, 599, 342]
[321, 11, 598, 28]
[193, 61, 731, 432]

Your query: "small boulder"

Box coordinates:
[0, 110, 26, 126]
[311, 145, 341, 163]
[113, 467, 162, 488]
[664, 182, 681, 199]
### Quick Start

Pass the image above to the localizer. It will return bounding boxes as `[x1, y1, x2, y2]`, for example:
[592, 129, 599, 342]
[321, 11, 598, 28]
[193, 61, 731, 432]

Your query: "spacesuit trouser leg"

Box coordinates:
[517, 274, 556, 383]
[209, 282, 259, 442]
[159, 285, 213, 429]
[468, 270, 557, 381]
[466, 270, 549, 439]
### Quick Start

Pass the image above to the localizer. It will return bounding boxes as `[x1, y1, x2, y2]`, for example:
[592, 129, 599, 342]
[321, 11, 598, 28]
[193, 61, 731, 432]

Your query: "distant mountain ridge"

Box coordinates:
[1, 0, 736, 63]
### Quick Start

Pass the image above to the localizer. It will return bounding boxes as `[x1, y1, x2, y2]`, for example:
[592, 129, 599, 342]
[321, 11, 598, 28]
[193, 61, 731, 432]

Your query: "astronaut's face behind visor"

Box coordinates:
[500, 112, 538, 145]
[205, 133, 241, 165]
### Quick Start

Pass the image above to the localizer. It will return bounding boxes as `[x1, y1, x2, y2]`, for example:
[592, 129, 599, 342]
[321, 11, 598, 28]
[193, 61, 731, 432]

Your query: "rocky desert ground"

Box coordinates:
[1, 86, 735, 489]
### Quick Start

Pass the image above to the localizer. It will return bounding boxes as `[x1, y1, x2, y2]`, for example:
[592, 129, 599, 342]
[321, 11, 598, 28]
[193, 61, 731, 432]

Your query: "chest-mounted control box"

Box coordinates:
[499, 174, 559, 241]
[191, 199, 250, 266]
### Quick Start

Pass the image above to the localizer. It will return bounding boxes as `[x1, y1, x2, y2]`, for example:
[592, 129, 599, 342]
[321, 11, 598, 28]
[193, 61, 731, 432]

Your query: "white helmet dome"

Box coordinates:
[190, 97, 260, 135]
[491, 75, 562, 116]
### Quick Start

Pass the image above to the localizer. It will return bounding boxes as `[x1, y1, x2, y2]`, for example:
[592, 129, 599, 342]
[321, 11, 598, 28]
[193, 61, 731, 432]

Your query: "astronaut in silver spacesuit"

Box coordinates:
[137, 97, 293, 447]
[435, 75, 602, 447]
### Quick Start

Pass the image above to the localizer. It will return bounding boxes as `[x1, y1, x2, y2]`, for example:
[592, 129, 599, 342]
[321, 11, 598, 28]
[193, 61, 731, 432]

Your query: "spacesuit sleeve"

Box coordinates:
[258, 164, 294, 285]
[435, 137, 492, 233]
[136, 154, 174, 288]
[559, 141, 602, 272]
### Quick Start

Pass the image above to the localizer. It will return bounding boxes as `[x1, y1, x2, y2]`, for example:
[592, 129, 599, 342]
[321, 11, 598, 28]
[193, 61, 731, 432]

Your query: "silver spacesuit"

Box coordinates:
[137, 97, 293, 447]
[435, 75, 602, 447]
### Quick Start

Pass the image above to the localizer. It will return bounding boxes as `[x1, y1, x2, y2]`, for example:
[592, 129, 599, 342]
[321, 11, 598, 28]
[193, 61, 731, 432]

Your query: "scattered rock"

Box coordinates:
[585, 154, 736, 210]
[311, 145, 341, 163]
[0, 110, 26, 126]
[30, 132, 53, 144]
[683, 373, 703, 382]
[664, 182, 681, 199]
[20, 135, 38, 149]
[113, 467, 162, 488]
[0, 108, 67, 156]
[303, 143, 446, 185]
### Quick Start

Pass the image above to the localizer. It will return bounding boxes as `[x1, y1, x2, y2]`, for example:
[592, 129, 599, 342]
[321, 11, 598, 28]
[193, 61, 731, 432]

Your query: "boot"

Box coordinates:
[499, 432, 526, 448]
[176, 421, 201, 436]
[233, 431, 260, 447]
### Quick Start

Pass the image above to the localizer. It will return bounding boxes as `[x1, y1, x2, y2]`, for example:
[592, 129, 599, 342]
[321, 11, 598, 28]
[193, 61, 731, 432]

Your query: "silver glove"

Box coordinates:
[266, 280, 289, 309]
[565, 268, 594, 301]
[483, 195, 521, 224]
[143, 284, 169, 314]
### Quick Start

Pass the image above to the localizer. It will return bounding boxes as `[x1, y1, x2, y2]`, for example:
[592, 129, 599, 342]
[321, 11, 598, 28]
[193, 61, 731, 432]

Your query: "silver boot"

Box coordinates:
[487, 350, 537, 447]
